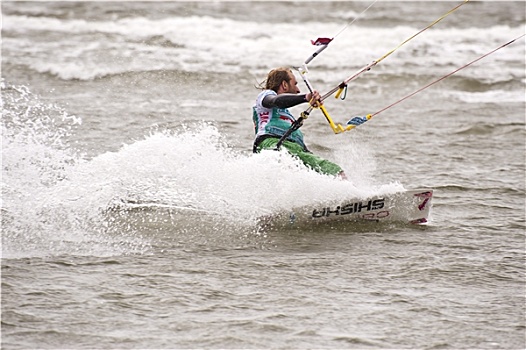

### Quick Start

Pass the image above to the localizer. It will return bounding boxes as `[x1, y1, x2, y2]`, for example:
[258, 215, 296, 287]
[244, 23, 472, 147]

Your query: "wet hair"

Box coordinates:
[256, 67, 292, 92]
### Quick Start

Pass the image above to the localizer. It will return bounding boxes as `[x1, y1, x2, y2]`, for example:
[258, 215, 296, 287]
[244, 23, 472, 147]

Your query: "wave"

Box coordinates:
[4, 1, 524, 29]
[454, 121, 525, 135]
[3, 12, 524, 81]
[447, 89, 526, 104]
[433, 183, 524, 195]
[3, 60, 220, 83]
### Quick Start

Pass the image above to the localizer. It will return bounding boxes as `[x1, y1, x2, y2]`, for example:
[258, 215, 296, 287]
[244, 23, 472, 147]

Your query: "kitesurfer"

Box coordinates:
[252, 67, 347, 179]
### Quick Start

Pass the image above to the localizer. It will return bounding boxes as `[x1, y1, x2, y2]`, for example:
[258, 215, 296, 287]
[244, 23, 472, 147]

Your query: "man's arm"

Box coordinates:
[262, 93, 308, 109]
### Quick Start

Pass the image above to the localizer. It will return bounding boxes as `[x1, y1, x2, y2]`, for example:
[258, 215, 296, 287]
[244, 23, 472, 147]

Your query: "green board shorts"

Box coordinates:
[256, 137, 343, 176]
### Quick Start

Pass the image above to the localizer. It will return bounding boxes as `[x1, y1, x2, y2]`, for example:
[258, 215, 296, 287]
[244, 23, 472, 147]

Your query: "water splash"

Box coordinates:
[1, 82, 148, 258]
[2, 83, 406, 258]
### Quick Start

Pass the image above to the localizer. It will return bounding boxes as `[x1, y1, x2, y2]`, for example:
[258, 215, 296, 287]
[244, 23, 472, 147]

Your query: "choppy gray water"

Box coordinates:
[2, 1, 525, 349]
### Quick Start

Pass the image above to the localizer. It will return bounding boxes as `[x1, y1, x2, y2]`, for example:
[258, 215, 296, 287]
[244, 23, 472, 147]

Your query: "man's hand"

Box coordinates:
[305, 90, 322, 107]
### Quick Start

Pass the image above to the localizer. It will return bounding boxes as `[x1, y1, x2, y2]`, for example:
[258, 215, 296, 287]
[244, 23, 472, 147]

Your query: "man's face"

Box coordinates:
[284, 73, 300, 94]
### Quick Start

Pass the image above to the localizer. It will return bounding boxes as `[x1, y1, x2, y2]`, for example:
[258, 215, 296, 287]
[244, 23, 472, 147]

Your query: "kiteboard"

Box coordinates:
[106, 189, 433, 232]
[258, 188, 433, 229]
